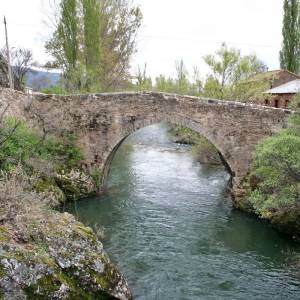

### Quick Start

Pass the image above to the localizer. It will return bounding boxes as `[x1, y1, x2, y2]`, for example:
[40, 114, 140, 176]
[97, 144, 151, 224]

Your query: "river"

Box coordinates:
[67, 123, 300, 300]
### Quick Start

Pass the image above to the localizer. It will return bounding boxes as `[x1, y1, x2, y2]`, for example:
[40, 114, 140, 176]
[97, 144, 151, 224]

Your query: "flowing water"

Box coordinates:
[67, 123, 300, 300]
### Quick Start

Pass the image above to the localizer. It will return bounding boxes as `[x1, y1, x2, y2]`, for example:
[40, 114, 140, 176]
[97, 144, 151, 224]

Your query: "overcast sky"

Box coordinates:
[0, 0, 283, 79]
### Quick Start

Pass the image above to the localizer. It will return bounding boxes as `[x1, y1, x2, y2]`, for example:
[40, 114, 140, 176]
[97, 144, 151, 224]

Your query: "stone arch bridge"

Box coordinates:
[1, 89, 291, 195]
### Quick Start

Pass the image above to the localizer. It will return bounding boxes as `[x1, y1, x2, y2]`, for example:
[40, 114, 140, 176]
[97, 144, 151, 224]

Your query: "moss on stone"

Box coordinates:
[24, 274, 63, 298]
[55, 170, 95, 201]
[0, 264, 6, 278]
[75, 225, 96, 240]
[24, 269, 117, 299]
[34, 177, 66, 204]
[0, 226, 10, 243]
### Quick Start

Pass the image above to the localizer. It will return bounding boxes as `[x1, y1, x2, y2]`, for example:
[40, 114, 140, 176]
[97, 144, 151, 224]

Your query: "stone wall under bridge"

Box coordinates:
[0, 88, 292, 198]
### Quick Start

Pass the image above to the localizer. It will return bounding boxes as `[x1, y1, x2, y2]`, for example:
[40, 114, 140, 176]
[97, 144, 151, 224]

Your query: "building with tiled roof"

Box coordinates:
[243, 70, 300, 108]
[264, 78, 300, 108]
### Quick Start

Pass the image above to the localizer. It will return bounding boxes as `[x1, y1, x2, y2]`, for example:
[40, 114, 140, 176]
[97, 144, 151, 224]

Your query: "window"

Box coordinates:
[274, 99, 279, 108]
[285, 99, 290, 108]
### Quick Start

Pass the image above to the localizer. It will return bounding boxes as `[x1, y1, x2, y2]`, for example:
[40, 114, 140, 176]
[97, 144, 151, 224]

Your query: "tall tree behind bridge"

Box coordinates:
[280, 0, 300, 74]
[45, 0, 142, 92]
[203, 43, 267, 100]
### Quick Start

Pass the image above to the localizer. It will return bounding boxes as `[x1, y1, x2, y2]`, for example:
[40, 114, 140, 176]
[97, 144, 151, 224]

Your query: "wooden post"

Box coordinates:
[3, 16, 14, 89]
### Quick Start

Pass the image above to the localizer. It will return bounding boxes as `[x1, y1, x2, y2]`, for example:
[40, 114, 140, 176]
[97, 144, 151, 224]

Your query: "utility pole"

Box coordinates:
[3, 16, 14, 89]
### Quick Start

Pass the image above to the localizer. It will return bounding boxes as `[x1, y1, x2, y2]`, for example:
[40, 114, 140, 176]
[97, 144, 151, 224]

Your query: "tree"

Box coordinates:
[280, 0, 300, 73]
[247, 94, 300, 232]
[135, 64, 152, 91]
[154, 74, 176, 93]
[0, 48, 34, 91]
[203, 43, 240, 99]
[46, 0, 142, 92]
[249, 131, 300, 218]
[11, 49, 35, 91]
[203, 43, 267, 100]
[151, 60, 201, 96]
[174, 60, 190, 94]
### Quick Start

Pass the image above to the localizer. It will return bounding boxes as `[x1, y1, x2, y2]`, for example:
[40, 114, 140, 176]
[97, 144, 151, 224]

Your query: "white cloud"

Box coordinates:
[0, 0, 284, 78]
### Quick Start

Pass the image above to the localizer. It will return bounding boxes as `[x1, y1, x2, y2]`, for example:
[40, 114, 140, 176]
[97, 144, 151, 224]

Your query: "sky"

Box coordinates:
[0, 0, 284, 79]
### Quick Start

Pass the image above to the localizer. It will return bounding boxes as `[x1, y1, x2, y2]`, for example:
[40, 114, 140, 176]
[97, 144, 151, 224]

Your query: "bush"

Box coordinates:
[249, 130, 300, 218]
[191, 136, 221, 165]
[0, 118, 41, 171]
[41, 86, 66, 95]
[0, 118, 83, 173]
[170, 125, 221, 165]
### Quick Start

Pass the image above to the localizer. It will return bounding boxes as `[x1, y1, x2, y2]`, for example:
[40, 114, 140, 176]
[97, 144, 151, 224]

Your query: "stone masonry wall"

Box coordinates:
[0, 88, 291, 196]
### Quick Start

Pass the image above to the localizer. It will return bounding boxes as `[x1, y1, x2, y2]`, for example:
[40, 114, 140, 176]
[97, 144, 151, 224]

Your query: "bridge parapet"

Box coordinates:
[0, 88, 291, 196]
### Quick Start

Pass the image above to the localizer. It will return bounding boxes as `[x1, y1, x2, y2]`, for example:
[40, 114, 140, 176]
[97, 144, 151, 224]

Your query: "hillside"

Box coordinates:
[25, 68, 61, 90]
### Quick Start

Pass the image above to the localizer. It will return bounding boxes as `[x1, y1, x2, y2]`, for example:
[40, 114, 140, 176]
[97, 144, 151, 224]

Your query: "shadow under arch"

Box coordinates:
[100, 118, 235, 190]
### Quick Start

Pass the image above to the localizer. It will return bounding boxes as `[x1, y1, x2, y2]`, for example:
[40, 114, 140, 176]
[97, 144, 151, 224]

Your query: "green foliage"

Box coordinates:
[0, 118, 40, 171]
[249, 129, 300, 218]
[191, 136, 221, 165]
[204, 43, 240, 94]
[90, 168, 102, 188]
[280, 0, 300, 73]
[59, 0, 78, 70]
[289, 93, 300, 110]
[0, 118, 83, 173]
[170, 126, 201, 144]
[82, 0, 101, 72]
[203, 76, 223, 99]
[134, 60, 202, 96]
[41, 85, 66, 95]
[133, 64, 153, 91]
[170, 126, 221, 165]
[43, 134, 84, 171]
[132, 44, 266, 101]
[203, 43, 267, 100]
[46, 0, 142, 92]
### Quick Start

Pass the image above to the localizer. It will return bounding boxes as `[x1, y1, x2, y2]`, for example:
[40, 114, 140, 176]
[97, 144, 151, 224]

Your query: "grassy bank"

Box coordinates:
[239, 96, 300, 243]
[0, 117, 131, 299]
[0, 117, 97, 202]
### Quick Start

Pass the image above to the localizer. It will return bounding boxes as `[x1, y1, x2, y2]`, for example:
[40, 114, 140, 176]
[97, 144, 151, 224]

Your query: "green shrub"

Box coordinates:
[0, 117, 83, 173]
[0, 118, 40, 171]
[41, 86, 66, 95]
[42, 134, 83, 171]
[249, 130, 300, 218]
[170, 126, 221, 164]
[191, 136, 221, 165]
[90, 168, 102, 188]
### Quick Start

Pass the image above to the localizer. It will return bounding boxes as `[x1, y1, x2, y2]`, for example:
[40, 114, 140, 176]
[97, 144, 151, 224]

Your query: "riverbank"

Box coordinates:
[0, 87, 299, 297]
[0, 90, 131, 298]
[170, 124, 300, 247]
[169, 126, 222, 165]
[0, 169, 131, 299]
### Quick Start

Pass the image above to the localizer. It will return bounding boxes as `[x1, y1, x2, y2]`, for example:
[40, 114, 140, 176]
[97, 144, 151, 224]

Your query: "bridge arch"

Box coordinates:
[100, 116, 235, 188]
[21, 91, 289, 195]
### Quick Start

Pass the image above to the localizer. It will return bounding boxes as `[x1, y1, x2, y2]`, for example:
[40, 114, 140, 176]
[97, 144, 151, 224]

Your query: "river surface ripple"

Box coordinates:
[67, 123, 300, 300]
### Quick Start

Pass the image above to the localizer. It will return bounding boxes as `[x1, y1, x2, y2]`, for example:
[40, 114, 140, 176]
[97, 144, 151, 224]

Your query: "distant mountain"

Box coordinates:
[25, 68, 61, 91]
